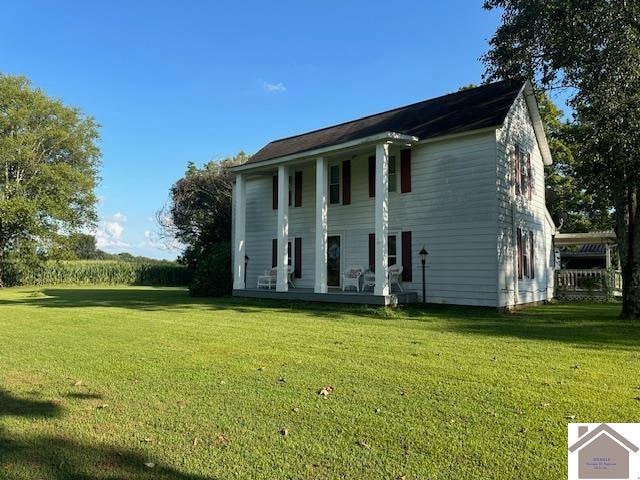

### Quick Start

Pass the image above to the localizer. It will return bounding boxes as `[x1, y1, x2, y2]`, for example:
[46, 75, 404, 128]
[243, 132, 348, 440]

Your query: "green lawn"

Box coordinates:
[0, 287, 637, 479]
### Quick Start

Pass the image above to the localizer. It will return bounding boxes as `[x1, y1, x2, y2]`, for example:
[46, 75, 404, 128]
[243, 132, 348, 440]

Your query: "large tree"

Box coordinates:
[538, 93, 613, 232]
[159, 152, 248, 266]
[483, 1, 640, 318]
[0, 74, 100, 265]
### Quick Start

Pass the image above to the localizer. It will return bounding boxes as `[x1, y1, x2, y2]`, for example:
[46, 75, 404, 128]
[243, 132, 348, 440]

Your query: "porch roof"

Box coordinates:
[554, 231, 617, 247]
[239, 79, 526, 169]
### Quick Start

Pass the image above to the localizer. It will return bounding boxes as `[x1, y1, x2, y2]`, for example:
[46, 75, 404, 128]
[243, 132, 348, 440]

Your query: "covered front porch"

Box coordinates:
[231, 131, 419, 304]
[233, 287, 419, 306]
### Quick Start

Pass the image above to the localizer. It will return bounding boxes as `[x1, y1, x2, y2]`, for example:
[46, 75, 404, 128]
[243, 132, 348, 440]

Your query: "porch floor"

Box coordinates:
[232, 287, 419, 306]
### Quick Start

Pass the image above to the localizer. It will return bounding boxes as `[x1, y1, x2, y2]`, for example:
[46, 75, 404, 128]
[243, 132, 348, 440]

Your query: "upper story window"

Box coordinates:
[288, 175, 293, 206]
[388, 156, 397, 192]
[329, 164, 340, 204]
[514, 144, 533, 199]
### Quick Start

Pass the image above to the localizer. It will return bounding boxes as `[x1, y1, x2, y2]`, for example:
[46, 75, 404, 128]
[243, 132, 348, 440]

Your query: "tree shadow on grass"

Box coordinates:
[2, 288, 636, 350]
[437, 303, 640, 352]
[0, 389, 61, 419]
[0, 287, 401, 318]
[0, 432, 211, 480]
[0, 388, 211, 479]
[0, 288, 259, 314]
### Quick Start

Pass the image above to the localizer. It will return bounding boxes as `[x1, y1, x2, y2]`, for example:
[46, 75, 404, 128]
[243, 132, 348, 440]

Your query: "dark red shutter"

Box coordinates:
[342, 160, 351, 205]
[400, 149, 412, 193]
[529, 231, 535, 279]
[516, 228, 523, 279]
[514, 145, 521, 196]
[294, 171, 303, 207]
[294, 237, 302, 278]
[401, 231, 412, 281]
[272, 175, 278, 210]
[526, 153, 532, 200]
[368, 233, 375, 270]
[271, 239, 277, 267]
[368, 155, 375, 197]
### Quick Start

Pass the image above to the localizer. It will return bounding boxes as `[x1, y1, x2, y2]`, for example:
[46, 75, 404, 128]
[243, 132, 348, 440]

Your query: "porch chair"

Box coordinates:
[361, 265, 404, 292]
[362, 268, 376, 292]
[341, 266, 364, 292]
[257, 267, 277, 289]
[256, 266, 296, 289]
[389, 265, 404, 292]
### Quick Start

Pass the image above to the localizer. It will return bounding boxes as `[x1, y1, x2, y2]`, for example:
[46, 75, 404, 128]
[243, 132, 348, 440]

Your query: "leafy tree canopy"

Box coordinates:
[483, 0, 640, 318]
[538, 93, 613, 232]
[0, 74, 100, 262]
[160, 152, 249, 266]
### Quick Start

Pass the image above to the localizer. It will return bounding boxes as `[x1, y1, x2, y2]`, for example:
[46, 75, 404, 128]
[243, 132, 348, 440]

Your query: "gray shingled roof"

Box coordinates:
[248, 79, 525, 165]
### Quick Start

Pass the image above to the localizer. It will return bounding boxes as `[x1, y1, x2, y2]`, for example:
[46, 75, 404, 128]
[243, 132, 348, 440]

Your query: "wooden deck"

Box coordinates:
[232, 288, 419, 306]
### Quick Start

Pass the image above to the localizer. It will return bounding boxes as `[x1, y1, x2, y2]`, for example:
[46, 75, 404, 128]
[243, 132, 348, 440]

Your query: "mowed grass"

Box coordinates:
[0, 287, 638, 479]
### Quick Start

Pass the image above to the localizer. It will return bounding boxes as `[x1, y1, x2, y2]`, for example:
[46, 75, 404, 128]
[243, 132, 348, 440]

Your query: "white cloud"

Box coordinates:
[111, 212, 127, 222]
[263, 81, 287, 93]
[93, 213, 129, 250]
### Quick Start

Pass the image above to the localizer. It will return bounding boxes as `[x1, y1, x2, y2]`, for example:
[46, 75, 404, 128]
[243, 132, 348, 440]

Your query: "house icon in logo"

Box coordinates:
[569, 424, 639, 479]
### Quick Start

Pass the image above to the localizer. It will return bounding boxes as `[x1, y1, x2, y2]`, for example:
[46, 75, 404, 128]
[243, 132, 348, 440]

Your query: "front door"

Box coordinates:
[327, 235, 341, 287]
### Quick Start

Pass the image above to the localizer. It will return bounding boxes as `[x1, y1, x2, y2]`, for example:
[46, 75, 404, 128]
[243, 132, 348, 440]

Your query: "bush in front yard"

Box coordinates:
[189, 241, 232, 297]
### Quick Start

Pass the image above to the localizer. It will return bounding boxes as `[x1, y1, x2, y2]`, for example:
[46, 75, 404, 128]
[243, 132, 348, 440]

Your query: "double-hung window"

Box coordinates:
[517, 228, 536, 280]
[388, 234, 399, 266]
[388, 156, 397, 192]
[329, 164, 340, 204]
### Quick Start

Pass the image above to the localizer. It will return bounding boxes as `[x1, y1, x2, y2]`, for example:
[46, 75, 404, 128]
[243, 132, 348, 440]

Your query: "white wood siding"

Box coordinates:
[235, 91, 553, 307]
[240, 131, 500, 307]
[495, 92, 553, 307]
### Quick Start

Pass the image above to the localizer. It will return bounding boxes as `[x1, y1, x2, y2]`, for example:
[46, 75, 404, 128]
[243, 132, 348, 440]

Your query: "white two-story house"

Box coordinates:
[231, 80, 556, 307]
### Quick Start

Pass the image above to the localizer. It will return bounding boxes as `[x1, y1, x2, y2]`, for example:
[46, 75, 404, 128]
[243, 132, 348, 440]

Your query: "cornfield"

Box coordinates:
[0, 261, 191, 287]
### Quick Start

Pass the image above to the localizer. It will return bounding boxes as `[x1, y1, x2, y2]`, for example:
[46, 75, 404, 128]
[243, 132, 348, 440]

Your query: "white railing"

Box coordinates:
[555, 269, 622, 298]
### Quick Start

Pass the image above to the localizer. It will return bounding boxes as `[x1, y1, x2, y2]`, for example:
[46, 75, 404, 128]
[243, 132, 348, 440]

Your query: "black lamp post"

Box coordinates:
[244, 255, 249, 285]
[419, 247, 428, 304]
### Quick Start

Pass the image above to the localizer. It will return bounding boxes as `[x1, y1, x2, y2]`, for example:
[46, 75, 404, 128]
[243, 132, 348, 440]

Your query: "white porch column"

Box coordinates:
[374, 143, 390, 296]
[314, 157, 328, 293]
[232, 173, 246, 289]
[276, 165, 289, 291]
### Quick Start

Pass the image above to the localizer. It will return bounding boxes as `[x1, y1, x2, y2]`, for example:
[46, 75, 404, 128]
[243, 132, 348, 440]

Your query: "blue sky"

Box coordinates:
[2, 1, 506, 259]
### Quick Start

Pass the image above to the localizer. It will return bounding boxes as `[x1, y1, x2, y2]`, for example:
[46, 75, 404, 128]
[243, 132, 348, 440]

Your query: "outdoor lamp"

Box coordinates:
[419, 247, 428, 303]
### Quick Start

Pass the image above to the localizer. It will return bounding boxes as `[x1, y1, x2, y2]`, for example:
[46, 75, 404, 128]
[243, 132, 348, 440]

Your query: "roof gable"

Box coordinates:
[247, 80, 526, 165]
